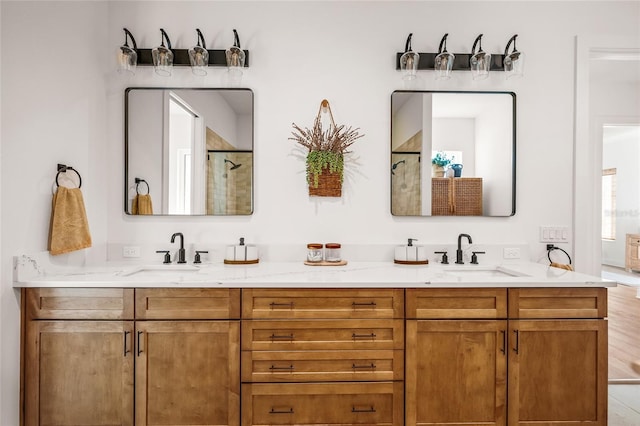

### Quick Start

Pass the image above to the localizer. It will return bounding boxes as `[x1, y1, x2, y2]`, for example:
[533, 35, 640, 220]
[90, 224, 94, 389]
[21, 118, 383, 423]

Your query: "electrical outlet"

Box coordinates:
[123, 246, 140, 258]
[503, 247, 521, 259]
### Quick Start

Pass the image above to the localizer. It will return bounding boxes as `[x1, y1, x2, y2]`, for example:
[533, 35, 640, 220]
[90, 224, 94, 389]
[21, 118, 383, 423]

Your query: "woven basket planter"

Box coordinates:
[309, 166, 342, 197]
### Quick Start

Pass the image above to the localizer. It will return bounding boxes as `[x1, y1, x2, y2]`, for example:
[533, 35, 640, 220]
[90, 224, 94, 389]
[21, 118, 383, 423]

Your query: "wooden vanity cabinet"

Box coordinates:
[241, 289, 405, 426]
[405, 288, 508, 426]
[507, 288, 608, 426]
[405, 287, 608, 426]
[134, 288, 240, 426]
[23, 288, 135, 426]
[22, 288, 240, 426]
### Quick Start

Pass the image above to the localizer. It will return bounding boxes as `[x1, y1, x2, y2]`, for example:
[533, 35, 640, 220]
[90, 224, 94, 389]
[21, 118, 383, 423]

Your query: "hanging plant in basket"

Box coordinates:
[289, 99, 364, 197]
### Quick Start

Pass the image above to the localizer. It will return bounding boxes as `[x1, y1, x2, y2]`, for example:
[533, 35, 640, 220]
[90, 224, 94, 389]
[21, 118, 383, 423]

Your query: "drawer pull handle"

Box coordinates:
[270, 407, 294, 414]
[123, 331, 131, 356]
[269, 364, 295, 371]
[352, 332, 377, 340]
[352, 301, 377, 308]
[352, 406, 376, 413]
[270, 302, 294, 309]
[137, 331, 144, 356]
[352, 363, 377, 370]
[270, 333, 294, 341]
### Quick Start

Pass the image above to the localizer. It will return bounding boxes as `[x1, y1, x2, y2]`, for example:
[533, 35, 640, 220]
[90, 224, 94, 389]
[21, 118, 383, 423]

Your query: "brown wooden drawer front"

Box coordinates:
[242, 289, 404, 319]
[242, 382, 403, 426]
[135, 288, 240, 319]
[242, 320, 404, 351]
[242, 349, 403, 383]
[406, 288, 507, 319]
[508, 288, 607, 319]
[26, 288, 134, 320]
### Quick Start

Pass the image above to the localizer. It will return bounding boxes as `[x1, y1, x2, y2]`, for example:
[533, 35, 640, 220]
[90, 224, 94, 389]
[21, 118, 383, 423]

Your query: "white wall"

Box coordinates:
[2, 1, 640, 423]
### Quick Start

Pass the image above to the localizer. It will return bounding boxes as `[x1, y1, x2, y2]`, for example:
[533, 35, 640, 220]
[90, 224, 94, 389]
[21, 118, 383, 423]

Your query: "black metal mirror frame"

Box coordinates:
[390, 90, 516, 217]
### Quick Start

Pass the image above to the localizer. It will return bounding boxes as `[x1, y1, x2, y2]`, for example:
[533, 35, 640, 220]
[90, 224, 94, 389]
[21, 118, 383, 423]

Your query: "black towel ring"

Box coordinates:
[135, 178, 150, 195]
[547, 245, 572, 265]
[55, 164, 82, 188]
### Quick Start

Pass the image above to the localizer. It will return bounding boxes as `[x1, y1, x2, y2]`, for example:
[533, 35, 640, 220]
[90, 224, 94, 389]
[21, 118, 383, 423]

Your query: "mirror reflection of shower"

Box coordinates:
[392, 159, 408, 190]
[223, 158, 242, 178]
[391, 160, 405, 175]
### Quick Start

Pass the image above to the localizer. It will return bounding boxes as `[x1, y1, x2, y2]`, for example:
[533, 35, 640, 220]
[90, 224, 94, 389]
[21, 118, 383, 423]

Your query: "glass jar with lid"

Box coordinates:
[306, 243, 324, 263]
[324, 243, 342, 262]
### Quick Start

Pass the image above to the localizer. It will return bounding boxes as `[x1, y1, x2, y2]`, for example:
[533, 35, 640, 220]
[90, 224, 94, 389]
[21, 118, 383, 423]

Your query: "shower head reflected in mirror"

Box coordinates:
[224, 159, 242, 170]
[391, 160, 406, 175]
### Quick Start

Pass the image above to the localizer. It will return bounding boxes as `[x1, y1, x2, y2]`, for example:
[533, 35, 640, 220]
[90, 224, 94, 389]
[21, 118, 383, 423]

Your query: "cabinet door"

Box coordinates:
[508, 320, 607, 425]
[24, 320, 134, 426]
[406, 320, 507, 426]
[135, 321, 240, 426]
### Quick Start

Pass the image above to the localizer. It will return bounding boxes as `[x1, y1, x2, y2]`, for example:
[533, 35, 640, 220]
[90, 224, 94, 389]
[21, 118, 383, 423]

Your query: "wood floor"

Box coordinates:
[608, 282, 640, 380]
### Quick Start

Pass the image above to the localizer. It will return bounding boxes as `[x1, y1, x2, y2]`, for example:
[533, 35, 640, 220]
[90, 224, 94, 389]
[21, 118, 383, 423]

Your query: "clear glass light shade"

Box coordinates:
[470, 51, 491, 80]
[435, 52, 455, 80]
[226, 46, 245, 72]
[152, 46, 173, 76]
[400, 51, 419, 81]
[117, 45, 137, 75]
[189, 46, 209, 76]
[504, 51, 525, 79]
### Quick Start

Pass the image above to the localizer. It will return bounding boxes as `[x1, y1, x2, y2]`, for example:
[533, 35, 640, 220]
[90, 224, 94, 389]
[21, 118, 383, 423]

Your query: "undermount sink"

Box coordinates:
[443, 266, 528, 278]
[120, 264, 201, 277]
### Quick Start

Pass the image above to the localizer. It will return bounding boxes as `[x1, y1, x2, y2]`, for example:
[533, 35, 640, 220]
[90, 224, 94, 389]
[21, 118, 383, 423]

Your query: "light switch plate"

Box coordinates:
[539, 226, 570, 243]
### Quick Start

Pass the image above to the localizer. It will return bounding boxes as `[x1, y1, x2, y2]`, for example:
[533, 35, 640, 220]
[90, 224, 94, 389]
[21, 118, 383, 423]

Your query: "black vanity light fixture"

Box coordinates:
[399, 33, 419, 80]
[189, 29, 209, 76]
[470, 34, 491, 80]
[395, 33, 523, 78]
[117, 28, 138, 75]
[503, 34, 525, 79]
[116, 27, 250, 75]
[152, 28, 174, 76]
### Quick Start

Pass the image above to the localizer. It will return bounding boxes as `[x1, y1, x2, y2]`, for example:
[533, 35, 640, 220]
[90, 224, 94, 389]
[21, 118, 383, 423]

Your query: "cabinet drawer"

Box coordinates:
[508, 288, 607, 319]
[242, 382, 403, 426]
[406, 288, 507, 319]
[135, 288, 240, 319]
[25, 288, 134, 320]
[242, 320, 404, 351]
[242, 289, 404, 319]
[242, 350, 403, 383]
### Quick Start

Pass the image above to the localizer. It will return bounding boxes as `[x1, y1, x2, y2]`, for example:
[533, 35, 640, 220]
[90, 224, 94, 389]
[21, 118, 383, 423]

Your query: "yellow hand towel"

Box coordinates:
[132, 194, 153, 215]
[550, 262, 574, 271]
[48, 186, 92, 255]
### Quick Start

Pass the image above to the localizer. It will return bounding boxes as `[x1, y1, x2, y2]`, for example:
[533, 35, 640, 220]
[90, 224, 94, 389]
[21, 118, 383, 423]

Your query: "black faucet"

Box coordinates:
[170, 232, 186, 264]
[455, 233, 472, 264]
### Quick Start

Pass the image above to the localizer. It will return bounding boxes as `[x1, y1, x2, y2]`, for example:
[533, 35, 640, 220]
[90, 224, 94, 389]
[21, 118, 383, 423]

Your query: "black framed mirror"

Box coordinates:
[391, 90, 516, 217]
[125, 87, 253, 215]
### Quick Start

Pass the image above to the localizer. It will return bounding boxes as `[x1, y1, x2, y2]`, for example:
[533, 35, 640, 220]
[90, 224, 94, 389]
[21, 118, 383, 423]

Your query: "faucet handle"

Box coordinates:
[156, 250, 171, 264]
[471, 251, 486, 265]
[194, 250, 208, 264]
[435, 251, 449, 264]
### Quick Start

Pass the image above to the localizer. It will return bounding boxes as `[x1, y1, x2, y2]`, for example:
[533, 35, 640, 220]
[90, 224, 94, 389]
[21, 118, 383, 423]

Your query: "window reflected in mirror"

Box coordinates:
[125, 88, 254, 216]
[391, 91, 516, 217]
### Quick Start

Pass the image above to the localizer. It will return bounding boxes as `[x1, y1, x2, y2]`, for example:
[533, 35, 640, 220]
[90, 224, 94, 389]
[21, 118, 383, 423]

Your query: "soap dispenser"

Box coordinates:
[394, 238, 429, 265]
[224, 237, 259, 264]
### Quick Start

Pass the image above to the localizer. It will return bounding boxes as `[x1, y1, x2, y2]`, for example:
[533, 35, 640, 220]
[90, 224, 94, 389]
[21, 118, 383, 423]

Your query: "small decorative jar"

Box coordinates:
[306, 243, 324, 263]
[324, 243, 342, 262]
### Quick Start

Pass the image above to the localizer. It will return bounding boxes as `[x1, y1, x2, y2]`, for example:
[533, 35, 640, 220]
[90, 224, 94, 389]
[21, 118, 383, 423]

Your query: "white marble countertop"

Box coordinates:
[13, 255, 615, 288]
